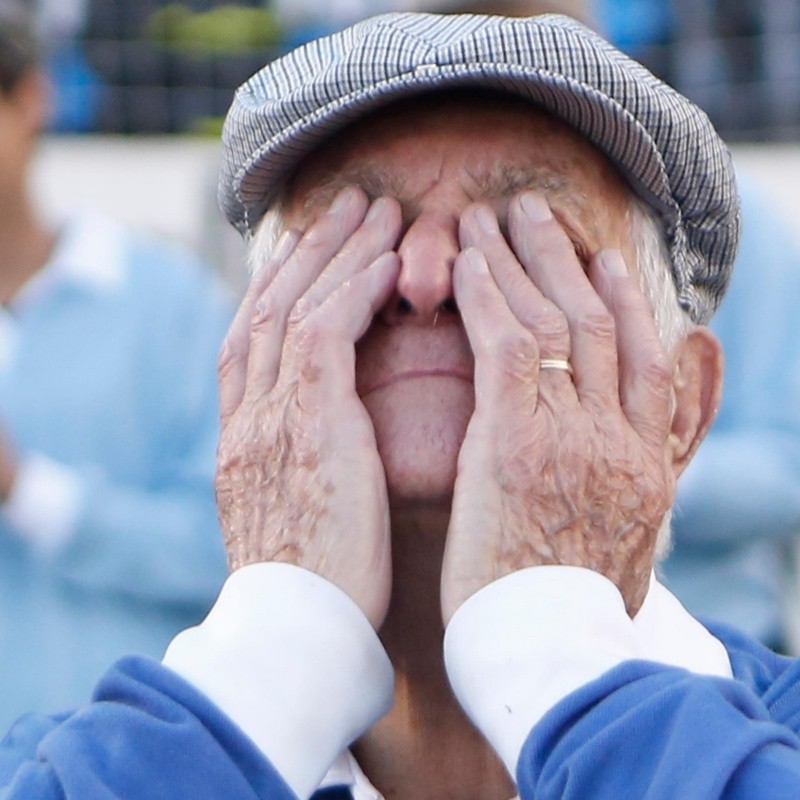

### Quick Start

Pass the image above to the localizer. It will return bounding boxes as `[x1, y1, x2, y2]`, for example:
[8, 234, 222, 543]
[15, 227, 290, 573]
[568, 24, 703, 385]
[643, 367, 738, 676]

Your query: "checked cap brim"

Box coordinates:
[219, 12, 740, 324]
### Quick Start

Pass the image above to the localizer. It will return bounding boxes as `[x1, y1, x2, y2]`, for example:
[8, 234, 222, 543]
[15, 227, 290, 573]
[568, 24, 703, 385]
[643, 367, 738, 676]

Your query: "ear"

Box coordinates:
[667, 326, 723, 479]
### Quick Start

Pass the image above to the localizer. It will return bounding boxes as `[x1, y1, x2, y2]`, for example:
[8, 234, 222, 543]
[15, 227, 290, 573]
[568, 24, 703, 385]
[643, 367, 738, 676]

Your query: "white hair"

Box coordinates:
[246, 188, 691, 559]
[247, 202, 285, 276]
[626, 196, 694, 559]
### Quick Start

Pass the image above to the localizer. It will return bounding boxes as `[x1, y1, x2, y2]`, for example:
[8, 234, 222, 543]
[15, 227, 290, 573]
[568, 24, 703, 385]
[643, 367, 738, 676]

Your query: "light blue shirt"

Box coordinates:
[0, 213, 232, 727]
[663, 177, 800, 645]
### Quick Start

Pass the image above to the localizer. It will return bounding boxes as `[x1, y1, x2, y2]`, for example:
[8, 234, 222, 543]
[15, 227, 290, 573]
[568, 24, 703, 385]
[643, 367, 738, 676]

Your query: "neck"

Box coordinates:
[0, 193, 54, 305]
[354, 507, 515, 800]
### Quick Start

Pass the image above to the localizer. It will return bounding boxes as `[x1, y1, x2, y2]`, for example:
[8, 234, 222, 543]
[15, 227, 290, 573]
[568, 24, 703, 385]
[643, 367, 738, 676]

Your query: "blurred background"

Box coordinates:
[49, 0, 800, 140]
[31, 0, 800, 288]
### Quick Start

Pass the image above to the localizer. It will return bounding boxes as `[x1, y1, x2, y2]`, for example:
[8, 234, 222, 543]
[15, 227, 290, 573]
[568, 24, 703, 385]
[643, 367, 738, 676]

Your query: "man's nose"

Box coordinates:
[379, 211, 459, 326]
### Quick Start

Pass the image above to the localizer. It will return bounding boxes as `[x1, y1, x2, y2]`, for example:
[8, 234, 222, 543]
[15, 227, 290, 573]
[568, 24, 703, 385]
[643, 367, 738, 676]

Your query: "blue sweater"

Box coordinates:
[0, 214, 232, 727]
[0, 623, 798, 799]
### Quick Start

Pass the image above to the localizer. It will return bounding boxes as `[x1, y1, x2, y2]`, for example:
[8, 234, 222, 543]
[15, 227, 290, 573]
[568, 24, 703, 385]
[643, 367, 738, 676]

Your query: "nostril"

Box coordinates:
[440, 297, 459, 316]
[397, 296, 413, 315]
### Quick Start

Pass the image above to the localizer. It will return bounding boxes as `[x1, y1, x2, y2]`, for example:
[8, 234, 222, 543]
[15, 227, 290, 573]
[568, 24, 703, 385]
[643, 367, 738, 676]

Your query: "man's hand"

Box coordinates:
[215, 187, 402, 629]
[441, 192, 675, 622]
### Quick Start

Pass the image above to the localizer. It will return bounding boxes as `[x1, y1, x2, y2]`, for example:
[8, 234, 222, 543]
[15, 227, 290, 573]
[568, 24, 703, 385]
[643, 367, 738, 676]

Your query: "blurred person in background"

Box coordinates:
[596, 0, 672, 54]
[424, 0, 800, 651]
[662, 175, 800, 650]
[0, 2, 231, 727]
[35, 0, 104, 132]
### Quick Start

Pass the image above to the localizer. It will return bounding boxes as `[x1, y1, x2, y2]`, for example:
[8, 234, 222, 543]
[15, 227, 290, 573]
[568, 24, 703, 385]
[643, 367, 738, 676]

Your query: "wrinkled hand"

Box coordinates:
[441, 192, 675, 622]
[215, 187, 402, 628]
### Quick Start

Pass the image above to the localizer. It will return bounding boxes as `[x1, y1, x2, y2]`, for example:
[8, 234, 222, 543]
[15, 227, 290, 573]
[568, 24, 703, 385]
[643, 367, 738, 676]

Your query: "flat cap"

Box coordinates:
[219, 12, 740, 323]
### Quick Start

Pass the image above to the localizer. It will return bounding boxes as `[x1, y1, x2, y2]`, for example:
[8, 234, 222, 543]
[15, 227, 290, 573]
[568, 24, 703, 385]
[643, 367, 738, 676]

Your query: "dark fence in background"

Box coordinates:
[69, 0, 282, 134]
[631, 0, 800, 142]
[58, 0, 800, 140]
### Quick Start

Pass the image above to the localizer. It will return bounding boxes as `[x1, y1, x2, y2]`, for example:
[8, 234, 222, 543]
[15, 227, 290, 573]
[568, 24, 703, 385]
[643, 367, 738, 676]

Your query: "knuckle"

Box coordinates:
[520, 310, 569, 357]
[640, 351, 672, 394]
[251, 293, 280, 329]
[487, 327, 535, 356]
[485, 329, 538, 380]
[290, 323, 328, 375]
[301, 311, 334, 341]
[302, 224, 333, 252]
[289, 296, 316, 324]
[577, 310, 616, 342]
[217, 339, 239, 377]
[525, 309, 569, 340]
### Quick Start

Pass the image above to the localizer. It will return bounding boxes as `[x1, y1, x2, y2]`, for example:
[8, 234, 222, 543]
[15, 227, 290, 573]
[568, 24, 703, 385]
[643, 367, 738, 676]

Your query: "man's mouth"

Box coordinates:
[359, 368, 473, 398]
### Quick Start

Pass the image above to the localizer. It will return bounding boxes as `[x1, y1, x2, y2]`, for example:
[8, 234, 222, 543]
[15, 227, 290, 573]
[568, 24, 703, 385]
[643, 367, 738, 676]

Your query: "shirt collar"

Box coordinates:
[14, 211, 127, 311]
[318, 752, 383, 800]
[47, 211, 127, 289]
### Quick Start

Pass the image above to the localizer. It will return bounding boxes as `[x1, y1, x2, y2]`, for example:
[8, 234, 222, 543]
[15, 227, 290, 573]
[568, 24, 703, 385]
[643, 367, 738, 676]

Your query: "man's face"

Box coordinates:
[283, 94, 636, 509]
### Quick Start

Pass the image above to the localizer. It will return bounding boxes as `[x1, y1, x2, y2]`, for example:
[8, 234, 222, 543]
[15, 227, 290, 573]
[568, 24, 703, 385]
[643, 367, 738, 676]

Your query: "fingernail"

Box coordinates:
[520, 192, 552, 222]
[365, 197, 389, 223]
[372, 251, 400, 274]
[464, 247, 488, 270]
[600, 249, 628, 277]
[329, 186, 357, 215]
[272, 229, 299, 264]
[474, 205, 498, 234]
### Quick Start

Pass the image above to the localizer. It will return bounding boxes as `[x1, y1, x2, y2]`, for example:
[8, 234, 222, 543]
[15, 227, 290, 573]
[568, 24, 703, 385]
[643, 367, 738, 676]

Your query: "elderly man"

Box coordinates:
[2, 11, 800, 800]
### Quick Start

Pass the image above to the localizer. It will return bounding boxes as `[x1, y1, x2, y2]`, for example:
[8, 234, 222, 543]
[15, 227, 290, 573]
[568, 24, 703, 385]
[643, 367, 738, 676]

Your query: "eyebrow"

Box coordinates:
[299, 162, 573, 216]
[465, 164, 571, 199]
[298, 168, 407, 214]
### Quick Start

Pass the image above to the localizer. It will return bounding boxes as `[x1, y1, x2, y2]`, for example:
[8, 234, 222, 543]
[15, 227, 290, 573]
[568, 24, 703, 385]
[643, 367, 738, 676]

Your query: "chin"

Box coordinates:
[361, 377, 474, 510]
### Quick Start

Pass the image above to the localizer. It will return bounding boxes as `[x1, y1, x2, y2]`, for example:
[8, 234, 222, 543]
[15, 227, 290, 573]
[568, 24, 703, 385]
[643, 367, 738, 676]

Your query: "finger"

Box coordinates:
[293, 196, 402, 318]
[291, 252, 401, 407]
[590, 249, 672, 445]
[243, 186, 370, 403]
[459, 204, 571, 368]
[452, 247, 539, 416]
[508, 191, 619, 409]
[218, 228, 300, 423]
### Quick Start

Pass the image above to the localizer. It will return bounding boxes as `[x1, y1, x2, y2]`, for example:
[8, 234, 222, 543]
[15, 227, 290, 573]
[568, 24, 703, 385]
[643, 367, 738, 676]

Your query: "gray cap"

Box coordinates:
[219, 12, 740, 323]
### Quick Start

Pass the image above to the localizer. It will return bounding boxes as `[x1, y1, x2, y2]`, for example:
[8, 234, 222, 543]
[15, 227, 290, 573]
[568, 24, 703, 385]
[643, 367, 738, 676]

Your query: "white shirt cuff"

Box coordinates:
[444, 566, 731, 780]
[1, 452, 82, 553]
[634, 572, 732, 677]
[163, 562, 395, 800]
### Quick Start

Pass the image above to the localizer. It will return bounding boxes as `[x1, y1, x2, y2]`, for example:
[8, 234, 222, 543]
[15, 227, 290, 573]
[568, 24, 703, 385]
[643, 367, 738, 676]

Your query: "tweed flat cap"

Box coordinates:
[219, 12, 740, 323]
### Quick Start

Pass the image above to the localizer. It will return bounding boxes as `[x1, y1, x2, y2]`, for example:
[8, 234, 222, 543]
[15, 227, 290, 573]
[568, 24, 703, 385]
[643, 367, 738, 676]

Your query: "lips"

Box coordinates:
[355, 321, 475, 398]
[359, 367, 474, 398]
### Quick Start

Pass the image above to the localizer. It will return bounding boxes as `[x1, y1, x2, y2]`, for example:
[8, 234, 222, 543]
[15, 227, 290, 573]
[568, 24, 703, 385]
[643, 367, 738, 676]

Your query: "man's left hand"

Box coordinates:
[441, 192, 675, 622]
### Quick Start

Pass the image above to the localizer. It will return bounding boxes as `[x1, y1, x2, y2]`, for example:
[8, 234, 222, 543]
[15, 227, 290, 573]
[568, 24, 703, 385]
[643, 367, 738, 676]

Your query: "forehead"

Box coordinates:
[285, 91, 632, 217]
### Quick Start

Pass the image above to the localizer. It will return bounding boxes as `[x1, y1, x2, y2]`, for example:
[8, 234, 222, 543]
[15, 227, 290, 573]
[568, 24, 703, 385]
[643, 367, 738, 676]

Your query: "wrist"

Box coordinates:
[164, 562, 394, 800]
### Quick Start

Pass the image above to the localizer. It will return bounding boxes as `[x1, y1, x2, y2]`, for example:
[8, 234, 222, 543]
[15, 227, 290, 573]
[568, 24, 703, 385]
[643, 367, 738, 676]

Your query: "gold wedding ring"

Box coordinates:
[539, 358, 573, 375]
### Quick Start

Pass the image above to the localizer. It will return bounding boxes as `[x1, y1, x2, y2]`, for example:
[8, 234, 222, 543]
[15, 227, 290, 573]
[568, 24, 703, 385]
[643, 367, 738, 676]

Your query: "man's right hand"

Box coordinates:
[215, 186, 402, 629]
